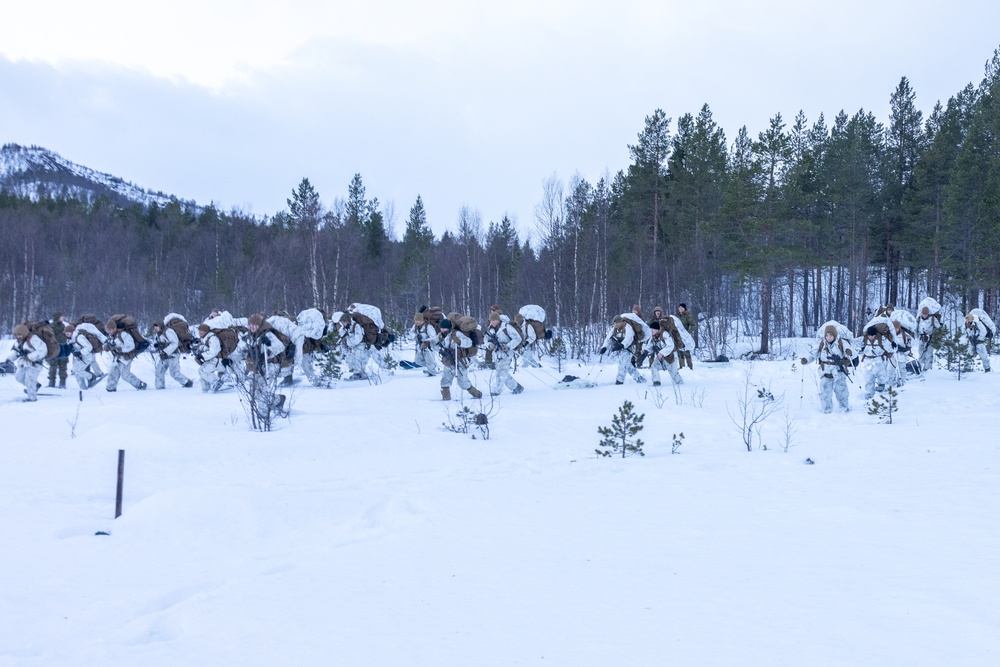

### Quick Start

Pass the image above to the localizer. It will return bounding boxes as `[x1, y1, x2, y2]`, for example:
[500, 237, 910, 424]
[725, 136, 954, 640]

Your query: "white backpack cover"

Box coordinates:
[917, 297, 941, 316]
[816, 320, 853, 342]
[622, 312, 652, 344]
[518, 304, 546, 323]
[296, 308, 327, 340]
[970, 308, 996, 336]
[348, 303, 385, 330]
[890, 309, 918, 333]
[668, 314, 696, 351]
[267, 314, 304, 344]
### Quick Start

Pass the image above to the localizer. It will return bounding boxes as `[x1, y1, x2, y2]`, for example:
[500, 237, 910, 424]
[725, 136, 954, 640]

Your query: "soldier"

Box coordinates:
[411, 311, 440, 376]
[800, 323, 854, 413]
[484, 311, 524, 396]
[47, 312, 68, 388]
[6, 324, 47, 401]
[151, 321, 194, 389]
[858, 325, 897, 399]
[915, 301, 943, 372]
[339, 312, 372, 380]
[648, 305, 666, 327]
[195, 323, 224, 392]
[676, 303, 697, 369]
[65, 321, 107, 390]
[436, 318, 482, 400]
[648, 320, 683, 387]
[247, 313, 288, 377]
[964, 312, 993, 373]
[104, 316, 147, 392]
[891, 318, 918, 379]
[599, 315, 647, 385]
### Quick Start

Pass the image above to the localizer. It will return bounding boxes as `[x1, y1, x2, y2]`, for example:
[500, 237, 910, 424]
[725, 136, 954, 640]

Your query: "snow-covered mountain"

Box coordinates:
[0, 143, 198, 210]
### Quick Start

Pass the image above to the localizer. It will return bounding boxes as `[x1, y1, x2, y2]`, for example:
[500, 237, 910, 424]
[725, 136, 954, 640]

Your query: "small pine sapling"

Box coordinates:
[941, 330, 976, 379]
[314, 329, 343, 387]
[549, 336, 567, 372]
[867, 385, 898, 424]
[596, 400, 646, 458]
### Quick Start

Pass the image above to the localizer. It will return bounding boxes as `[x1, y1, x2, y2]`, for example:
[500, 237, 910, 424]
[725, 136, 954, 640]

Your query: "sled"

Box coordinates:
[552, 375, 598, 390]
[399, 360, 422, 370]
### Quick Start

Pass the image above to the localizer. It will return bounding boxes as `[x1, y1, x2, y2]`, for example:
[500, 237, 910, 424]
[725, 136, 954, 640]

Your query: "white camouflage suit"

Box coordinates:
[7, 328, 47, 401]
[963, 315, 992, 372]
[601, 317, 646, 385]
[648, 326, 683, 387]
[801, 327, 853, 413]
[105, 325, 147, 391]
[516, 317, 543, 368]
[339, 316, 371, 380]
[68, 323, 106, 390]
[411, 315, 439, 376]
[196, 327, 224, 392]
[858, 329, 898, 400]
[915, 310, 942, 372]
[484, 315, 524, 396]
[436, 325, 482, 399]
[152, 324, 193, 389]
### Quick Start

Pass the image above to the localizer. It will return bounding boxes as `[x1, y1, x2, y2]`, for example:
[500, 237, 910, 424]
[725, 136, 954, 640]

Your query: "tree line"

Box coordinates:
[3, 46, 1000, 355]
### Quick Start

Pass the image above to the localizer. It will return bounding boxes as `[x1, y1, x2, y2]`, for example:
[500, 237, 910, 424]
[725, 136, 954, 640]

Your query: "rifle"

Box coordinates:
[827, 353, 854, 383]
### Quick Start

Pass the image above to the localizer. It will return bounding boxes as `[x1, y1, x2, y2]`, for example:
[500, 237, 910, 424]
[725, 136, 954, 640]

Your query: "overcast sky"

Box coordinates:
[3, 1, 999, 237]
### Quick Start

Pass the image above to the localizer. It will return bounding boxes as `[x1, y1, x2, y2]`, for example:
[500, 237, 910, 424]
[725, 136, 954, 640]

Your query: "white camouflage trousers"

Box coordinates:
[490, 354, 520, 395]
[615, 350, 645, 384]
[199, 358, 222, 392]
[863, 357, 897, 399]
[416, 345, 439, 375]
[441, 360, 473, 391]
[650, 355, 683, 386]
[970, 342, 992, 371]
[71, 352, 104, 390]
[819, 372, 851, 413]
[16, 362, 42, 401]
[520, 345, 542, 368]
[107, 357, 145, 391]
[154, 355, 191, 389]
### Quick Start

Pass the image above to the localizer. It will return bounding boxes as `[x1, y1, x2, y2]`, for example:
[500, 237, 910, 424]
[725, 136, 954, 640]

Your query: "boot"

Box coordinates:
[58, 380, 66, 389]
[137, 381, 147, 390]
[467, 386, 482, 399]
[47, 379, 56, 388]
[441, 387, 451, 401]
[512, 384, 524, 395]
[182, 380, 193, 388]
[282, 375, 294, 386]
[615, 380, 624, 385]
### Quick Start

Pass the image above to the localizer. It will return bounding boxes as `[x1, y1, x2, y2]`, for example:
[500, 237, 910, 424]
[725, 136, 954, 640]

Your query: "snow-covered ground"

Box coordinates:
[2, 344, 998, 666]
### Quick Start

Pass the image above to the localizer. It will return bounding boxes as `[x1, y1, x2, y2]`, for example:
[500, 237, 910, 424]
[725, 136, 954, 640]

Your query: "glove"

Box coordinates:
[598, 346, 607, 355]
[221, 358, 232, 368]
[195, 353, 205, 364]
[73, 351, 83, 360]
[800, 357, 807, 365]
[154, 341, 166, 351]
[159, 352, 169, 361]
[612, 343, 624, 353]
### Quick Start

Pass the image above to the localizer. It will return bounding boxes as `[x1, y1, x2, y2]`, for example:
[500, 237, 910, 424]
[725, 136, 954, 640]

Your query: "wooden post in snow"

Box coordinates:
[115, 449, 125, 519]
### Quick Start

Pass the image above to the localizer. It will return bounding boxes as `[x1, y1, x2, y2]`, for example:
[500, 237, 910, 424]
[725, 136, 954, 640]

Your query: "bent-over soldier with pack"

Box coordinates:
[6, 324, 47, 401]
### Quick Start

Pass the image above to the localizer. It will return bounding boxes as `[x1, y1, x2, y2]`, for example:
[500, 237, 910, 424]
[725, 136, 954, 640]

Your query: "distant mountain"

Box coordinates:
[0, 143, 198, 210]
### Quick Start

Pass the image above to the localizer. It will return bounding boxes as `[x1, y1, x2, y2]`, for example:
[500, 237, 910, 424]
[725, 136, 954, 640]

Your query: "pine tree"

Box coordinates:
[596, 400, 646, 458]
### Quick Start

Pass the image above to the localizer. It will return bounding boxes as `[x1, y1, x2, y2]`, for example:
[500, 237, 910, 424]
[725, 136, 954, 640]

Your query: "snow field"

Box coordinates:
[1, 346, 999, 666]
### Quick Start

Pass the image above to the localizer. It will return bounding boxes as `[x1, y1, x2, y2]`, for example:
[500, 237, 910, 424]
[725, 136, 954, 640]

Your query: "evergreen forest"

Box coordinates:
[4, 47, 1000, 355]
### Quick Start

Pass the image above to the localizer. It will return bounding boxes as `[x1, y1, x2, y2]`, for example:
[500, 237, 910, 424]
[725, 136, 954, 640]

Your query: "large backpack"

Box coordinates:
[351, 312, 381, 348]
[970, 308, 996, 338]
[26, 321, 63, 361]
[660, 317, 685, 352]
[109, 314, 149, 358]
[261, 322, 294, 366]
[79, 313, 107, 336]
[453, 315, 481, 358]
[76, 322, 105, 354]
[622, 315, 646, 350]
[212, 327, 243, 359]
[164, 313, 194, 353]
[421, 306, 445, 333]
